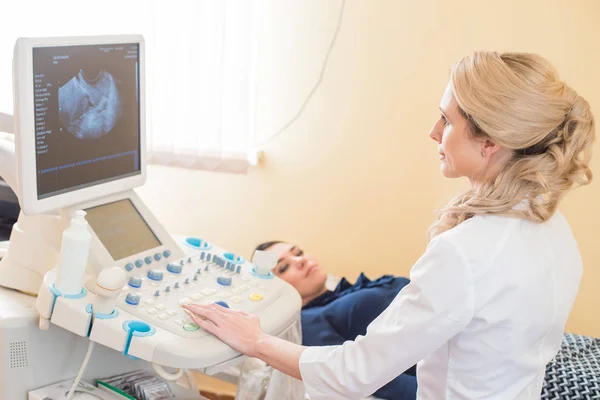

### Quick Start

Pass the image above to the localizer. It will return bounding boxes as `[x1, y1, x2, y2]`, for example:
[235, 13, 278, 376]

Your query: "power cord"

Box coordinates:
[65, 341, 95, 400]
[257, 0, 346, 147]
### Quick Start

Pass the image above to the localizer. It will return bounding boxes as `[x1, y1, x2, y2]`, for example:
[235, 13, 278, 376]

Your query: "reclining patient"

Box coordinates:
[253, 241, 417, 400]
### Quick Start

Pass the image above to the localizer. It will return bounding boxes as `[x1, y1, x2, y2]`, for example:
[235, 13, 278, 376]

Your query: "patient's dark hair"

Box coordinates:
[254, 241, 282, 252]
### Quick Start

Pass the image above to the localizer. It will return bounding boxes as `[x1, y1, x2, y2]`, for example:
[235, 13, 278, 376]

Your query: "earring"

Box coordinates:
[481, 150, 486, 157]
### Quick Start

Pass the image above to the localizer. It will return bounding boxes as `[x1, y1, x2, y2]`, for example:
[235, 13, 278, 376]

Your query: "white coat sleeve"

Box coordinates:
[298, 235, 474, 400]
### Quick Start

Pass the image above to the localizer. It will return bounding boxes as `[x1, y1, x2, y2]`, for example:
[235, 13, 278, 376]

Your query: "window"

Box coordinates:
[0, 0, 258, 174]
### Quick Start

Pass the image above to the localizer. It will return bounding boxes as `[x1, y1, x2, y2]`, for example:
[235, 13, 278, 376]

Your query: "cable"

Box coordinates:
[65, 341, 95, 400]
[152, 362, 185, 381]
[257, 0, 346, 147]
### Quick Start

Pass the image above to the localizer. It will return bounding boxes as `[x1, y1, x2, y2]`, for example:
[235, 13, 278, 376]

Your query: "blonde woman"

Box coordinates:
[183, 52, 595, 399]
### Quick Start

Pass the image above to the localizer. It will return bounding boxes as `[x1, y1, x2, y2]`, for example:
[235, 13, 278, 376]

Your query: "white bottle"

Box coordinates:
[55, 210, 91, 296]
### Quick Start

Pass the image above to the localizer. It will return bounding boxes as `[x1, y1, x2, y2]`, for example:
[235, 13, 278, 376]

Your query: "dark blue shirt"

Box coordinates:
[301, 273, 417, 400]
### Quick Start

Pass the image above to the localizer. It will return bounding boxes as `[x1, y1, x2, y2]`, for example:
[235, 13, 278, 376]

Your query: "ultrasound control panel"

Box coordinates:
[117, 238, 277, 339]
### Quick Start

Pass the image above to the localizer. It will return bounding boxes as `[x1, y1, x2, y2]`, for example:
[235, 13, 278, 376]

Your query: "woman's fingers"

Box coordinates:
[183, 303, 221, 321]
[191, 316, 218, 334]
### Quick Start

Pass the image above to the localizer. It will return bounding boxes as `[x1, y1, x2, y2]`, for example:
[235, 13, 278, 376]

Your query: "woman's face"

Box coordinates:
[428, 83, 490, 182]
[262, 243, 328, 301]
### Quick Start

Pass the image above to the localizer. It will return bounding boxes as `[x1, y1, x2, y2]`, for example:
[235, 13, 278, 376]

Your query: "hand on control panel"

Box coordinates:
[182, 302, 264, 358]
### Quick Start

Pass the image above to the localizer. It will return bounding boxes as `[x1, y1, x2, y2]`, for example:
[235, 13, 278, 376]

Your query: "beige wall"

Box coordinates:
[138, 0, 600, 337]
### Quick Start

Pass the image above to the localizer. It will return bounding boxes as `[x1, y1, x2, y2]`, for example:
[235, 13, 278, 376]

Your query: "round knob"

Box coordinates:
[124, 263, 134, 272]
[214, 300, 230, 309]
[128, 276, 142, 288]
[167, 263, 183, 274]
[147, 269, 164, 282]
[125, 293, 140, 305]
[217, 275, 232, 286]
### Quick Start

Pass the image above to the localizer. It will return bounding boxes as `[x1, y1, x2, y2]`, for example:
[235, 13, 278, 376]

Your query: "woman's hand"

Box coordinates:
[182, 303, 265, 358]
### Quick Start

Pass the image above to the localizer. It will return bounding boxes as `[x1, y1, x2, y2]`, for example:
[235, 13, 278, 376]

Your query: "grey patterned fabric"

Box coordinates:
[542, 333, 600, 399]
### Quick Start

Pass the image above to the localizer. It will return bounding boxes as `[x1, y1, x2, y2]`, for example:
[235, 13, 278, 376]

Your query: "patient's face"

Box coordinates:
[265, 243, 328, 302]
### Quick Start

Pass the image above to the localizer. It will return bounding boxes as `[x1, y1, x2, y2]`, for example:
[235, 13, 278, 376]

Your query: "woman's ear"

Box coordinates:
[482, 139, 502, 157]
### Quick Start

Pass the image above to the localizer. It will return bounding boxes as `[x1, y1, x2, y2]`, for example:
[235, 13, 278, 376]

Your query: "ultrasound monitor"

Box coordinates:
[13, 35, 146, 215]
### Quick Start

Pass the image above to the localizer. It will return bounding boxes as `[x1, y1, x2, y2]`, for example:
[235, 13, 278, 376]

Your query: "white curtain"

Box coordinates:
[0, 0, 258, 174]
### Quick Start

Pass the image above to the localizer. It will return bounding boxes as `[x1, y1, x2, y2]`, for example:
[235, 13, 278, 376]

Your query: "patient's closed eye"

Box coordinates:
[278, 265, 289, 273]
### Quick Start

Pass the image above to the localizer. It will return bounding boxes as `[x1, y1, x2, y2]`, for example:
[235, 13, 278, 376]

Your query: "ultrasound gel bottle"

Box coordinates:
[55, 210, 92, 296]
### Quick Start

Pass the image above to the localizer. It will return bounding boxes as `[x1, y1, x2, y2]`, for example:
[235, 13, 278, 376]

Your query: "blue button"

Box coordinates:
[144, 256, 153, 265]
[236, 265, 241, 274]
[154, 253, 162, 261]
[167, 263, 182, 274]
[125, 263, 134, 272]
[135, 259, 144, 268]
[163, 250, 171, 258]
[214, 300, 230, 309]
[147, 269, 164, 281]
[200, 252, 205, 260]
[125, 293, 140, 306]
[217, 275, 232, 286]
[206, 254, 212, 262]
[128, 277, 142, 288]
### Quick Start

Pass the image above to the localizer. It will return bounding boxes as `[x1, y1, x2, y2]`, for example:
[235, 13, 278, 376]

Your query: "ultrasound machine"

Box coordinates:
[0, 34, 301, 398]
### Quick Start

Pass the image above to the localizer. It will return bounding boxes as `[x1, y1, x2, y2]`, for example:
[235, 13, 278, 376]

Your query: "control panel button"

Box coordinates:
[231, 296, 244, 304]
[144, 256, 153, 265]
[128, 277, 142, 289]
[147, 269, 164, 281]
[183, 322, 199, 331]
[163, 250, 171, 258]
[144, 298, 155, 305]
[156, 304, 166, 311]
[158, 313, 169, 320]
[214, 300, 230, 308]
[216, 292, 232, 299]
[167, 263, 183, 274]
[249, 293, 263, 301]
[179, 297, 192, 305]
[236, 266, 242, 274]
[125, 263, 134, 272]
[201, 288, 216, 296]
[135, 259, 144, 268]
[167, 310, 178, 317]
[125, 293, 140, 305]
[217, 276, 232, 286]
[147, 307, 158, 315]
[190, 293, 204, 301]
[154, 253, 162, 261]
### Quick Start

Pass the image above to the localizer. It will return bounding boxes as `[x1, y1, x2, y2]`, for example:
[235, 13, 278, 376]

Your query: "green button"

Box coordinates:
[183, 322, 199, 331]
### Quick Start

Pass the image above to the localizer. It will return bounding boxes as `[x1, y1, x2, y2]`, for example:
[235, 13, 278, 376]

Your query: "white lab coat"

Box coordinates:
[298, 210, 583, 399]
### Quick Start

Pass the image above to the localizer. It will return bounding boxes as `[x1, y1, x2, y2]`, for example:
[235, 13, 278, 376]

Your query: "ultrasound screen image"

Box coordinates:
[33, 43, 140, 199]
[58, 69, 123, 139]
